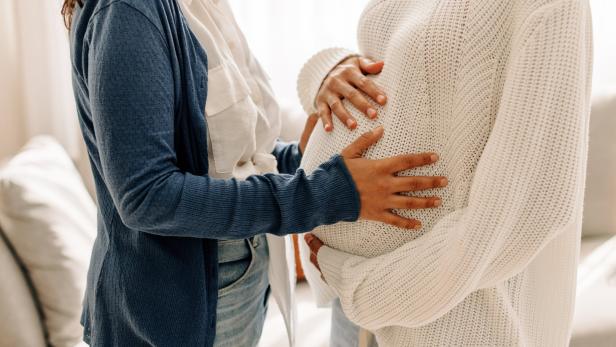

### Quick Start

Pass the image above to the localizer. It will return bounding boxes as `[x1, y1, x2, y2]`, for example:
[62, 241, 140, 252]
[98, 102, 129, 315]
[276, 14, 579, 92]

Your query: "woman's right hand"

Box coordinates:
[316, 56, 387, 132]
[342, 126, 448, 229]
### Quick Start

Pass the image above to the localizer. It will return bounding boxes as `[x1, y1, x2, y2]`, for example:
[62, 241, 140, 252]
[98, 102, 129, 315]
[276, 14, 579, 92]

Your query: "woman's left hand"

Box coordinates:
[304, 233, 325, 276]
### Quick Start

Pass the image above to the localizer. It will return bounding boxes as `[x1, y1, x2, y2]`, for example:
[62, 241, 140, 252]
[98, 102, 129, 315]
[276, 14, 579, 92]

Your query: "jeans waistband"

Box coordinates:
[217, 235, 263, 264]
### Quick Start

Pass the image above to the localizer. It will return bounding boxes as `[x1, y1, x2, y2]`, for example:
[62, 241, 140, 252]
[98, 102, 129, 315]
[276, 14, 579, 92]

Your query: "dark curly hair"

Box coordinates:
[61, 0, 84, 29]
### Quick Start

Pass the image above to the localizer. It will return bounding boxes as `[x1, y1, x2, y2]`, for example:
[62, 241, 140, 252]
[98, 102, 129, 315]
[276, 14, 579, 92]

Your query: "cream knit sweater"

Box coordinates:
[297, 0, 593, 346]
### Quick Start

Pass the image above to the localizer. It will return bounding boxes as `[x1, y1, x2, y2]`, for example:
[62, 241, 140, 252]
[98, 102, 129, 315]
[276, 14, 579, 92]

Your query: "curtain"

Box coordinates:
[0, 0, 81, 162]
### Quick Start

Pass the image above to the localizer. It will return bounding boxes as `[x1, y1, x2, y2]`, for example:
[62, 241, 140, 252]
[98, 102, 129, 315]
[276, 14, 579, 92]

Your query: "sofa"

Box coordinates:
[0, 93, 615, 347]
[569, 90, 616, 347]
[0, 137, 95, 347]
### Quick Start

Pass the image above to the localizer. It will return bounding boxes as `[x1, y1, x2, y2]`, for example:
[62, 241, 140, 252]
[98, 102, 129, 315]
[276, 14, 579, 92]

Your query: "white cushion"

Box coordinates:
[0, 136, 96, 347]
[583, 90, 616, 237]
[572, 235, 616, 346]
[0, 231, 46, 347]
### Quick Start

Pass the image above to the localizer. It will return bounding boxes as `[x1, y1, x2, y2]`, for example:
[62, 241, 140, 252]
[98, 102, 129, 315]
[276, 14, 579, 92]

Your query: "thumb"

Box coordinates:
[342, 126, 384, 159]
[359, 57, 384, 75]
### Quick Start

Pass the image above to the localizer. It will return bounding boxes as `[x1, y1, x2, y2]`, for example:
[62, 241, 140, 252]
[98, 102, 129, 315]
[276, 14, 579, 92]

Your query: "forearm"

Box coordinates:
[319, 183, 580, 331]
[120, 155, 360, 239]
[89, 4, 360, 241]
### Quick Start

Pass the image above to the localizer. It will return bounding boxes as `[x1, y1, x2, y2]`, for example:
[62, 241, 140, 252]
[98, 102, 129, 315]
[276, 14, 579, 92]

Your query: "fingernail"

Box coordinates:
[373, 125, 384, 134]
[440, 178, 448, 187]
[430, 154, 439, 162]
[433, 199, 442, 207]
[325, 124, 333, 132]
[346, 119, 356, 128]
[367, 108, 377, 118]
[377, 95, 387, 104]
[414, 223, 422, 230]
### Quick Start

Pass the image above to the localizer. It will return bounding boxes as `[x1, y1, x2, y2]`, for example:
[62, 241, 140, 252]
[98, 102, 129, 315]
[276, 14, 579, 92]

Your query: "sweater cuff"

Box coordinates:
[318, 245, 356, 293]
[272, 141, 302, 174]
[290, 141, 303, 164]
[298, 235, 339, 306]
[320, 155, 361, 223]
[286, 141, 302, 174]
[297, 48, 357, 115]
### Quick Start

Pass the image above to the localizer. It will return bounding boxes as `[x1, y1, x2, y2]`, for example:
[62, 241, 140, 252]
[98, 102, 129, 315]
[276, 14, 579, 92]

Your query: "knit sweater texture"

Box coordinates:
[298, 0, 593, 346]
[69, 0, 360, 345]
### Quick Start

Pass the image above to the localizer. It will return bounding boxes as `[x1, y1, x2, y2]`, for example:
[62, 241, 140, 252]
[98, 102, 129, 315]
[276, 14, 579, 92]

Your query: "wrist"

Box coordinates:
[329, 155, 361, 222]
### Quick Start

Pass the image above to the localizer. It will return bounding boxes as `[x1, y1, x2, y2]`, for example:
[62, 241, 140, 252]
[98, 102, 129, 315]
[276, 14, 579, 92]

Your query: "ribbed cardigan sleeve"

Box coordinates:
[317, 0, 593, 330]
[86, 3, 360, 239]
[272, 141, 302, 174]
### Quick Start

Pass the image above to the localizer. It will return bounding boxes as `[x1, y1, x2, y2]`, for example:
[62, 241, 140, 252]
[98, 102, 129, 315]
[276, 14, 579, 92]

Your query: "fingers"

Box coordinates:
[342, 126, 384, 158]
[379, 212, 422, 230]
[358, 57, 385, 75]
[334, 80, 377, 119]
[389, 195, 442, 209]
[310, 252, 320, 271]
[304, 233, 323, 271]
[349, 70, 387, 106]
[314, 56, 386, 130]
[379, 153, 439, 174]
[328, 96, 357, 130]
[304, 233, 321, 252]
[317, 102, 334, 132]
[390, 176, 449, 193]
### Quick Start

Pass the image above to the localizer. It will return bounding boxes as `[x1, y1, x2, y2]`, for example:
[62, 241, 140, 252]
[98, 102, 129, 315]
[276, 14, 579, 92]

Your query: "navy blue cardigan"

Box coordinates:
[69, 0, 360, 345]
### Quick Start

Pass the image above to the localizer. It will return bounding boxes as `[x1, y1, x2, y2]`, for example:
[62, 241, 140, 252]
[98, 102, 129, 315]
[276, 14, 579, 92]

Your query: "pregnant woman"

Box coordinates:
[300, 0, 593, 346]
[62, 0, 449, 346]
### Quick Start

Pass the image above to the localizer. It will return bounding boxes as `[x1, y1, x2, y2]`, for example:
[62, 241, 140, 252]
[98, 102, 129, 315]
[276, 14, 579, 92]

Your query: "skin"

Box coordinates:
[62, 0, 443, 306]
[64, 0, 441, 233]
[301, 126, 448, 274]
[298, 113, 319, 154]
[300, 58, 449, 273]
[305, 233, 324, 273]
[315, 57, 388, 132]
[300, 124, 447, 230]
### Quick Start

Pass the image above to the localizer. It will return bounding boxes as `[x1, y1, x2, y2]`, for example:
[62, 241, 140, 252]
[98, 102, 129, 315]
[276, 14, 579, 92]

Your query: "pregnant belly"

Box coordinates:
[300, 98, 450, 258]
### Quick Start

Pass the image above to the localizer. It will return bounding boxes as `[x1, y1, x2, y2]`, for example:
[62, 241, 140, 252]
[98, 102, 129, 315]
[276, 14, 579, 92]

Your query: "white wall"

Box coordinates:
[230, 0, 616, 104]
[590, 0, 616, 94]
[228, 0, 370, 107]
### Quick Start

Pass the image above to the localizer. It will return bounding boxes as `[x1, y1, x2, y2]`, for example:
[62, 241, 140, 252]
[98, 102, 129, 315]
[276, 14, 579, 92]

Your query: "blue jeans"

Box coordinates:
[215, 235, 270, 347]
[331, 299, 378, 347]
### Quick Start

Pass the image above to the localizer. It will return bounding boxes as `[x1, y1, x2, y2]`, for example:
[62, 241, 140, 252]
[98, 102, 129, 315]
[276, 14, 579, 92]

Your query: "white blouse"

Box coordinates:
[179, 0, 282, 180]
[178, 0, 297, 345]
